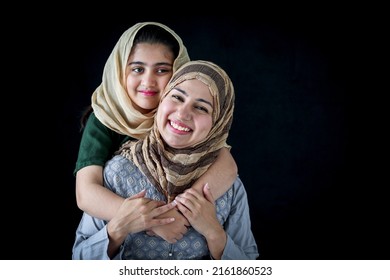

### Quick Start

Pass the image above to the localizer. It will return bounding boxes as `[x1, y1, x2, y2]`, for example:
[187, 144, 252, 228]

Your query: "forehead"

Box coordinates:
[128, 43, 174, 62]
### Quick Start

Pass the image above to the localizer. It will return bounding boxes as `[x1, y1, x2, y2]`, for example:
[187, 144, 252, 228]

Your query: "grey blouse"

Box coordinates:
[72, 155, 259, 260]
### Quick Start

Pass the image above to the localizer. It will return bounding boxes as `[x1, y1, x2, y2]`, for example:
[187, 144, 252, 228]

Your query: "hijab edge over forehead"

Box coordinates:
[91, 22, 190, 139]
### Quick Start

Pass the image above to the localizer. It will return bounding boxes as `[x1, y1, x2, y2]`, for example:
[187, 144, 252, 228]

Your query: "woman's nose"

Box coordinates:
[177, 105, 191, 121]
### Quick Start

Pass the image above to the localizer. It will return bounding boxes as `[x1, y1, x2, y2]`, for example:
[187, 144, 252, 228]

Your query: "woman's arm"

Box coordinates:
[175, 179, 259, 260]
[174, 184, 226, 259]
[191, 147, 237, 200]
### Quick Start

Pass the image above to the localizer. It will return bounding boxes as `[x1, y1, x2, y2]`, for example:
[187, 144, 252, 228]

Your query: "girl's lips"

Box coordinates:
[139, 90, 157, 96]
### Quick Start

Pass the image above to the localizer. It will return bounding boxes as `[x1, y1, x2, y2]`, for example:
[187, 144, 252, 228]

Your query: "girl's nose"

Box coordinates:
[142, 72, 157, 87]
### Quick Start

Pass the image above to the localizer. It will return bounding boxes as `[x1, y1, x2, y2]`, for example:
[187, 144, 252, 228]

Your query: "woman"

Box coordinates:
[73, 60, 258, 260]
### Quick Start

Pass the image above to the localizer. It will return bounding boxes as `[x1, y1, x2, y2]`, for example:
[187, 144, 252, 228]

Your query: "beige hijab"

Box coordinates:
[91, 22, 190, 139]
[120, 60, 235, 202]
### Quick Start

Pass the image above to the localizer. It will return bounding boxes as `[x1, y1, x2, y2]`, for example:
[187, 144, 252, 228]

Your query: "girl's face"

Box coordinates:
[125, 43, 175, 114]
[157, 79, 214, 149]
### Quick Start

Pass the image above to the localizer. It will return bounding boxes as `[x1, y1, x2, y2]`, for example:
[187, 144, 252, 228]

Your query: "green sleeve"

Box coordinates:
[73, 112, 131, 175]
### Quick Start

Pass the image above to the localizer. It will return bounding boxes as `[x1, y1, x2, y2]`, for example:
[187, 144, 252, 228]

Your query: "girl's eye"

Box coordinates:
[156, 68, 171, 74]
[132, 67, 144, 73]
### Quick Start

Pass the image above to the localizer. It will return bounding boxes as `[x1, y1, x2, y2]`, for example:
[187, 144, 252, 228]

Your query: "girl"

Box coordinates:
[74, 22, 237, 242]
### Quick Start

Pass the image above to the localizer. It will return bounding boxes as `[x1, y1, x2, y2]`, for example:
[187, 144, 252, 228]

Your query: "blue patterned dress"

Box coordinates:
[72, 155, 259, 260]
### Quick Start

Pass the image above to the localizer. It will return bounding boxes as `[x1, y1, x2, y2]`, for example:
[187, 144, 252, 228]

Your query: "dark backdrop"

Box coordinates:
[5, 13, 387, 260]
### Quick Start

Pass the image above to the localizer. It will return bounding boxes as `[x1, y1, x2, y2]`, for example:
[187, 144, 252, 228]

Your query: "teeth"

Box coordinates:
[171, 121, 190, 132]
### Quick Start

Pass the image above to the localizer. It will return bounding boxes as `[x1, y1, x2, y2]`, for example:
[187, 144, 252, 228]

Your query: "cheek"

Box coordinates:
[199, 119, 213, 137]
[204, 118, 213, 131]
[126, 72, 140, 87]
[156, 117, 163, 132]
[125, 77, 133, 92]
[158, 100, 173, 117]
[156, 103, 170, 127]
[156, 109, 164, 129]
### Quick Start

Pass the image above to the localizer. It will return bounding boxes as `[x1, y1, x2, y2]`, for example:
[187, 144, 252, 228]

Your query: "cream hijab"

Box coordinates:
[91, 22, 190, 139]
[120, 60, 235, 202]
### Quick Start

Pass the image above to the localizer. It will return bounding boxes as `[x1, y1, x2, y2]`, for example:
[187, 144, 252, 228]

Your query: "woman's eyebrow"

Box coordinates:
[173, 87, 213, 108]
[196, 98, 213, 108]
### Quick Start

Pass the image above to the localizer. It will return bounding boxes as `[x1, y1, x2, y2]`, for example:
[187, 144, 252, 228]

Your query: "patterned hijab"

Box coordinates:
[120, 60, 235, 202]
[91, 22, 190, 139]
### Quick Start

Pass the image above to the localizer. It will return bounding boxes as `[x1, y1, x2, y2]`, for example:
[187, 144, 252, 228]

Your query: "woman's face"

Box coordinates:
[125, 43, 175, 114]
[157, 79, 214, 149]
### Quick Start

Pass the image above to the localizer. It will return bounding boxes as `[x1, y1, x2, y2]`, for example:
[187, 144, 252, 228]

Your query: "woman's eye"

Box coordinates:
[196, 106, 209, 113]
[171, 94, 183, 102]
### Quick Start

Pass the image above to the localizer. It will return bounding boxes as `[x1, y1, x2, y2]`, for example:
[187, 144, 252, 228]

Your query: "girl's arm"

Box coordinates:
[76, 147, 236, 223]
[192, 147, 237, 200]
[76, 165, 124, 221]
[75, 112, 126, 221]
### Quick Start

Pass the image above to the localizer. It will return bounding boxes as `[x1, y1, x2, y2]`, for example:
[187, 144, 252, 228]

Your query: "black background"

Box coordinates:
[5, 11, 387, 260]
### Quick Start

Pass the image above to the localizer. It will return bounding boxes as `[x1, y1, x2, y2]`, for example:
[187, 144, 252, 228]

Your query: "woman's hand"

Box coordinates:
[174, 184, 227, 259]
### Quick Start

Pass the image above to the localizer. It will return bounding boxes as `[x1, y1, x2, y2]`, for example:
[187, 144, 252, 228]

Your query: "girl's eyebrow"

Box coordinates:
[129, 61, 173, 67]
[173, 87, 213, 108]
